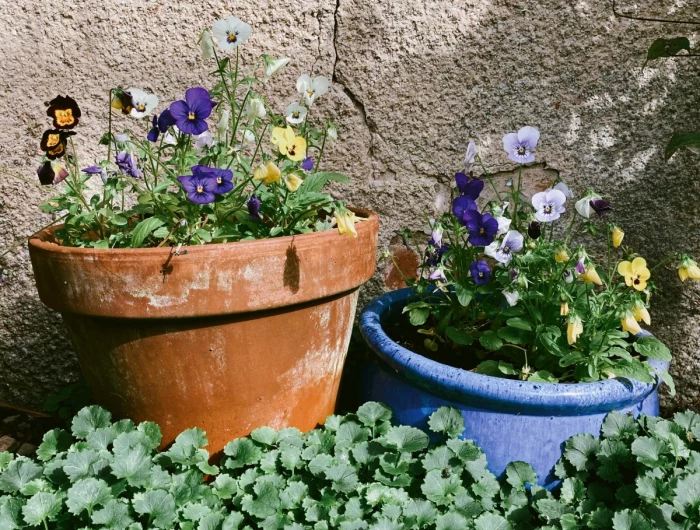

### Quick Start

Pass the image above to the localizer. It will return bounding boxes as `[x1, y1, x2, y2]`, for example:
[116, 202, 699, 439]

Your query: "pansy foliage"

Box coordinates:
[392, 128, 698, 386]
[26, 15, 357, 250]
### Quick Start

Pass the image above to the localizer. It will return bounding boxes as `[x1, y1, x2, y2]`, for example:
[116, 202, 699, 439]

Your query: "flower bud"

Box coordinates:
[612, 226, 624, 248]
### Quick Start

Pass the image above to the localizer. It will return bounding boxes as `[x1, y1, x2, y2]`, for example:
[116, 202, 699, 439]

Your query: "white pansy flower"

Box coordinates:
[327, 126, 338, 144]
[212, 16, 252, 51]
[285, 103, 308, 125]
[195, 131, 213, 150]
[163, 132, 177, 146]
[264, 56, 290, 80]
[575, 197, 592, 218]
[503, 290, 520, 307]
[217, 109, 230, 136]
[200, 30, 215, 59]
[495, 216, 511, 237]
[245, 98, 266, 119]
[126, 88, 158, 119]
[296, 74, 329, 106]
[114, 132, 129, 143]
[465, 140, 478, 173]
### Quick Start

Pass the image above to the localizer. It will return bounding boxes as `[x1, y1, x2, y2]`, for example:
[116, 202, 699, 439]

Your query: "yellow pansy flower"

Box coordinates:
[621, 312, 642, 334]
[335, 210, 358, 238]
[284, 173, 303, 192]
[567, 316, 583, 345]
[612, 226, 624, 248]
[678, 258, 700, 281]
[271, 125, 307, 161]
[554, 248, 570, 263]
[582, 266, 603, 286]
[632, 302, 651, 326]
[560, 302, 569, 316]
[618, 257, 650, 291]
[253, 161, 281, 185]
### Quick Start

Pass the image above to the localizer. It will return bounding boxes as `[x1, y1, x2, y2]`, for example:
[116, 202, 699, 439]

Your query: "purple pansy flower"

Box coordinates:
[575, 259, 586, 275]
[169, 87, 216, 135]
[510, 268, 520, 283]
[301, 157, 315, 171]
[115, 152, 142, 178]
[532, 189, 566, 223]
[82, 165, 108, 183]
[147, 115, 159, 143]
[463, 210, 498, 246]
[470, 260, 491, 285]
[590, 198, 612, 216]
[425, 239, 449, 266]
[177, 173, 218, 204]
[247, 194, 262, 220]
[503, 126, 540, 164]
[158, 109, 176, 133]
[429, 268, 447, 282]
[455, 173, 484, 200]
[452, 196, 477, 219]
[191, 165, 234, 195]
[484, 230, 524, 264]
[37, 161, 69, 186]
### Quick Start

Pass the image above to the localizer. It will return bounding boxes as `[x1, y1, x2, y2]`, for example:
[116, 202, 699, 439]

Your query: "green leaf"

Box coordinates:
[20, 492, 61, 527]
[560, 477, 585, 504]
[611, 509, 652, 530]
[298, 171, 350, 194]
[436, 512, 467, 530]
[87, 427, 117, 451]
[383, 426, 429, 453]
[224, 438, 263, 469]
[455, 283, 474, 307]
[563, 434, 599, 471]
[0, 497, 23, 530]
[497, 326, 529, 345]
[473, 512, 511, 530]
[409, 307, 430, 326]
[505, 461, 537, 491]
[602, 411, 638, 439]
[403, 499, 437, 527]
[66, 478, 112, 516]
[528, 371, 558, 383]
[132, 489, 177, 528]
[71, 406, 112, 439]
[0, 459, 43, 493]
[631, 437, 664, 467]
[356, 402, 392, 426]
[427, 407, 464, 438]
[506, 318, 533, 331]
[137, 421, 162, 449]
[91, 499, 134, 529]
[479, 331, 503, 351]
[665, 131, 700, 159]
[476, 360, 501, 377]
[325, 464, 359, 493]
[251, 426, 278, 446]
[241, 480, 280, 518]
[0, 452, 12, 473]
[63, 449, 99, 481]
[112, 443, 152, 487]
[445, 326, 474, 346]
[421, 470, 463, 505]
[673, 472, 700, 509]
[659, 370, 676, 397]
[130, 217, 166, 248]
[36, 429, 72, 461]
[607, 360, 654, 384]
[536, 498, 574, 520]
[646, 37, 691, 64]
[633, 338, 672, 361]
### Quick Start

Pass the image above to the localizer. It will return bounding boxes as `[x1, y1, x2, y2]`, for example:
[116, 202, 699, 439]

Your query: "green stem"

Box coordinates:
[107, 88, 114, 163]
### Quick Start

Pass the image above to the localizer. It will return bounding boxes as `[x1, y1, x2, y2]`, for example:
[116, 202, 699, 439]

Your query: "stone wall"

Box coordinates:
[0, 0, 698, 410]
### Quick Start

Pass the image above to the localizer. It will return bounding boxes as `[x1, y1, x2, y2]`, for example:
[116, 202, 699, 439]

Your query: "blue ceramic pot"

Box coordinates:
[359, 288, 668, 488]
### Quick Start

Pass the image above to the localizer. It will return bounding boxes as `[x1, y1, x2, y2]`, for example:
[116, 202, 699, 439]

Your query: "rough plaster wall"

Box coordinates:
[0, 0, 698, 410]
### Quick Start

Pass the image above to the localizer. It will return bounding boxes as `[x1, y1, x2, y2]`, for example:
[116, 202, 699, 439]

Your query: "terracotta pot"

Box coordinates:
[28, 209, 379, 455]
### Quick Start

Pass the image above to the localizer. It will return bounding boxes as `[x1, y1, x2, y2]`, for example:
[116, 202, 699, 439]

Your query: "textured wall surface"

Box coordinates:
[0, 0, 698, 410]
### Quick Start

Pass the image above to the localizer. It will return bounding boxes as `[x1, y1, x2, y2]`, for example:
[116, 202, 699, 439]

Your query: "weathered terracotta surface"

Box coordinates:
[28, 209, 378, 454]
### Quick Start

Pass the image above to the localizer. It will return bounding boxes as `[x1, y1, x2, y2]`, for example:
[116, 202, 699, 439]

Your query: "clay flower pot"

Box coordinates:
[28, 209, 378, 455]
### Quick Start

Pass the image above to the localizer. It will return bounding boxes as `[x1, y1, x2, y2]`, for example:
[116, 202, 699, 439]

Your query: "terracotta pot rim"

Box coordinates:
[29, 207, 377, 256]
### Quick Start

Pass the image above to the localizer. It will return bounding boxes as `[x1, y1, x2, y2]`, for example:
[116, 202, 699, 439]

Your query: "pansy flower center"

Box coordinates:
[478, 272, 484, 278]
[288, 145, 296, 156]
[47, 133, 61, 147]
[292, 112, 299, 119]
[188, 112, 196, 121]
[54, 109, 74, 127]
[307, 89, 314, 97]
[137, 103, 146, 112]
[517, 146, 526, 156]
[633, 276, 641, 285]
[503, 246, 511, 253]
[479, 228, 485, 234]
[544, 205, 552, 214]
[227, 32, 238, 43]
[196, 185, 204, 193]
[217, 177, 223, 184]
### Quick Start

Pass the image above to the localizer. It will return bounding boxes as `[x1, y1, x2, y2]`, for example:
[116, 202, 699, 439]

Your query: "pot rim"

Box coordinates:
[28, 207, 377, 255]
[360, 287, 668, 414]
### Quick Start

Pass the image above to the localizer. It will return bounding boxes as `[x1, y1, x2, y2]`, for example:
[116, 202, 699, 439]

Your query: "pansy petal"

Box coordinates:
[531, 191, 547, 209]
[186, 87, 214, 119]
[463, 179, 484, 200]
[631, 257, 647, 273]
[547, 189, 567, 207]
[503, 132, 519, 154]
[455, 172, 468, 192]
[296, 74, 313, 94]
[618, 261, 632, 277]
[518, 126, 540, 149]
[169, 100, 189, 121]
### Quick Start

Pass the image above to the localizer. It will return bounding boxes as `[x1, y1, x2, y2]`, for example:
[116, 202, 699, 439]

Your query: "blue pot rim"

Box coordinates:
[360, 288, 669, 415]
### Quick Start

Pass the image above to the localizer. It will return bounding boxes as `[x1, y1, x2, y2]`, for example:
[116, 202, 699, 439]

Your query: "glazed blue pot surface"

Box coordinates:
[359, 288, 667, 488]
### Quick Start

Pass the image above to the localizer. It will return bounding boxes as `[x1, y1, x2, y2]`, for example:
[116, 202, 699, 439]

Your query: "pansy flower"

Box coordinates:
[429, 268, 447, 282]
[115, 151, 142, 178]
[200, 29, 215, 59]
[284, 173, 304, 192]
[40, 129, 75, 159]
[245, 98, 266, 119]
[551, 181, 572, 198]
[271, 126, 306, 161]
[532, 189, 566, 222]
[567, 316, 583, 345]
[285, 103, 307, 125]
[147, 115, 160, 143]
[111, 89, 134, 115]
[262, 55, 290, 81]
[169, 87, 216, 135]
[248, 194, 262, 220]
[484, 230, 524, 264]
[212, 16, 252, 51]
[452, 196, 477, 219]
[46, 96, 81, 129]
[590, 198, 612, 216]
[191, 165, 233, 195]
[296, 74, 329, 106]
[455, 173, 484, 199]
[464, 140, 478, 173]
[495, 216, 511, 237]
[528, 221, 542, 240]
[425, 237, 448, 266]
[612, 226, 624, 248]
[618, 257, 650, 291]
[301, 157, 314, 171]
[178, 173, 218, 204]
[37, 160, 69, 185]
[126, 88, 158, 119]
[503, 126, 539, 163]
[157, 109, 176, 133]
[678, 256, 700, 281]
[335, 210, 358, 237]
[463, 211, 498, 246]
[503, 290, 520, 307]
[470, 260, 491, 285]
[82, 165, 108, 183]
[253, 161, 281, 185]
[195, 131, 213, 150]
[621, 312, 642, 334]
[633, 301, 651, 326]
